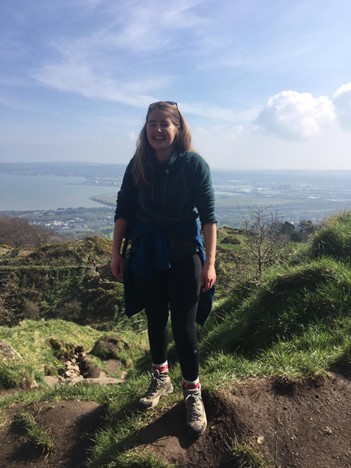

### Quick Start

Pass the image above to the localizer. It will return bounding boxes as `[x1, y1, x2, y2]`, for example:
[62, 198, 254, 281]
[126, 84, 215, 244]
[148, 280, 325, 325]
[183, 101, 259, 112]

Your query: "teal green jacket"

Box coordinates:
[114, 151, 216, 231]
[114, 150, 216, 324]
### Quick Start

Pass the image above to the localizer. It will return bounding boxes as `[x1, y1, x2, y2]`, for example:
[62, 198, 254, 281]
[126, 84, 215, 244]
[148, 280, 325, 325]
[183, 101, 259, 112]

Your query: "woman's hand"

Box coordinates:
[111, 218, 127, 280]
[201, 261, 216, 292]
[201, 223, 217, 292]
[111, 251, 124, 281]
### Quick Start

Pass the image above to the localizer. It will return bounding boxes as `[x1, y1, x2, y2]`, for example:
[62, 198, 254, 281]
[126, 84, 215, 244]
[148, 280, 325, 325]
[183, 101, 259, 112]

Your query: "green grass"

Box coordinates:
[0, 320, 101, 387]
[14, 411, 54, 453]
[310, 211, 351, 260]
[114, 450, 176, 467]
[200, 256, 351, 357]
[227, 438, 269, 468]
[0, 319, 149, 389]
[3, 212, 351, 466]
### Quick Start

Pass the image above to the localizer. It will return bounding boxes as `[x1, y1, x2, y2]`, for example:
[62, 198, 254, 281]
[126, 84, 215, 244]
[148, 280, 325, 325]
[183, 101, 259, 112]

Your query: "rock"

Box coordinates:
[44, 376, 60, 387]
[83, 376, 125, 385]
[29, 379, 39, 389]
[0, 340, 22, 360]
[67, 375, 84, 386]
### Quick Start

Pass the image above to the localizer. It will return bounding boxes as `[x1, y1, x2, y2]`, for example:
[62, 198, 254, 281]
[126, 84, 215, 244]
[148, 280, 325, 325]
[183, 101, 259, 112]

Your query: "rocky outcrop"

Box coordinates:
[44, 349, 125, 387]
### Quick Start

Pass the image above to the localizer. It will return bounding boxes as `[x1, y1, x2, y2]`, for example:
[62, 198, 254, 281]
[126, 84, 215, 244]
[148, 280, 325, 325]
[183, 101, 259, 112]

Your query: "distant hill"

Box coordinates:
[0, 161, 127, 178]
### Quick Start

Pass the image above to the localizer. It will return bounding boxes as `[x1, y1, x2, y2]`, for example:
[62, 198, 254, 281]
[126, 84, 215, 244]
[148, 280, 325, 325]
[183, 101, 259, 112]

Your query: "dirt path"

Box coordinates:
[1, 373, 351, 467]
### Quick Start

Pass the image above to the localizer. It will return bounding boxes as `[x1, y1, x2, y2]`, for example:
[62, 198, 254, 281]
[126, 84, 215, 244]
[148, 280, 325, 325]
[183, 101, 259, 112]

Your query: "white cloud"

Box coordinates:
[333, 82, 351, 130]
[29, 0, 207, 109]
[103, 1, 205, 53]
[32, 61, 172, 108]
[255, 90, 335, 140]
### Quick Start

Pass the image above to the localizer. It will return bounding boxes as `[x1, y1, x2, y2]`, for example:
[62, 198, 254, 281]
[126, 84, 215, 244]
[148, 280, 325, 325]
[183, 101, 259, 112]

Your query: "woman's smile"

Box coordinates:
[146, 108, 178, 161]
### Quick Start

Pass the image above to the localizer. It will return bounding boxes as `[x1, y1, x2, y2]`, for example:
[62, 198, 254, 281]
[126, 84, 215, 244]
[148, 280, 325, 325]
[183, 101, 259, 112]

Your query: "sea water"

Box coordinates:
[0, 174, 116, 211]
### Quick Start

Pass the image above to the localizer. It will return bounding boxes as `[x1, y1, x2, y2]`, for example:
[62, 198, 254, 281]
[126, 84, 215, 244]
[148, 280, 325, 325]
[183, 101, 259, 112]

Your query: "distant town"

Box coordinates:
[3, 162, 351, 238]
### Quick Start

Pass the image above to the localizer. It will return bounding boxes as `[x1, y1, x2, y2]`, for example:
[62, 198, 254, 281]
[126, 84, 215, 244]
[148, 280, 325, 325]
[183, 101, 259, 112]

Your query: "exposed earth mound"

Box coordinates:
[1, 373, 351, 467]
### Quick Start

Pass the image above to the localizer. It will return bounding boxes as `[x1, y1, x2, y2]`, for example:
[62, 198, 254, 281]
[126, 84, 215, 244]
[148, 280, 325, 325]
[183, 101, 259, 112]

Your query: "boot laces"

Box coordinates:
[144, 372, 165, 397]
[187, 393, 203, 421]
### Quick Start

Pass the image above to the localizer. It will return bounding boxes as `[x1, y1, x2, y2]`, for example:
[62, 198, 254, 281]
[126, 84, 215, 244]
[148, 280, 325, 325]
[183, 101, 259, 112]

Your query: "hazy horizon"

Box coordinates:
[4, 160, 351, 173]
[0, 160, 351, 174]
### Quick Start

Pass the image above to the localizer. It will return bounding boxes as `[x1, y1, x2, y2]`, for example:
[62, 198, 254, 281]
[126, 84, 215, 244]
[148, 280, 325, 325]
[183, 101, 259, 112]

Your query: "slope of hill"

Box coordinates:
[1, 214, 351, 467]
[0, 235, 125, 328]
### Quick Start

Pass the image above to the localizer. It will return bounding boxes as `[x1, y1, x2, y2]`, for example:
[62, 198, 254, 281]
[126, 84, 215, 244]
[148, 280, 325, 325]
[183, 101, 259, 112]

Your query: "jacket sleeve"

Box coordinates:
[187, 153, 217, 226]
[114, 159, 138, 223]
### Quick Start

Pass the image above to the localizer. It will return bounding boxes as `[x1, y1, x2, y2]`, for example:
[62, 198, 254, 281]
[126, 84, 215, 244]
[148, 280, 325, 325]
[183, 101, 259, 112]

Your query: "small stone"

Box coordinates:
[67, 375, 84, 386]
[64, 369, 79, 378]
[257, 436, 264, 445]
[29, 379, 39, 389]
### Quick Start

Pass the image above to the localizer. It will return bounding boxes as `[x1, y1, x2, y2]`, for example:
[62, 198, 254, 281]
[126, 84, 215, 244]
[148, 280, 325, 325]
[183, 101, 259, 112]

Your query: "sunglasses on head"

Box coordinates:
[148, 101, 178, 110]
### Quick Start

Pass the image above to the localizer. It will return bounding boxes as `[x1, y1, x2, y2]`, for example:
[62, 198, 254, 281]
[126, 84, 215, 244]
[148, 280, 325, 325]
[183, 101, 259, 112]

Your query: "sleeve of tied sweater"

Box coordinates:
[114, 159, 137, 223]
[187, 153, 217, 226]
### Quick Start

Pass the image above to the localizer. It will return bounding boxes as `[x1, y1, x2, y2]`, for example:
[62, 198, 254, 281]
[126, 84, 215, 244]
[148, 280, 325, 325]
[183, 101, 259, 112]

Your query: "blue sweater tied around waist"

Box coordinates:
[124, 218, 214, 325]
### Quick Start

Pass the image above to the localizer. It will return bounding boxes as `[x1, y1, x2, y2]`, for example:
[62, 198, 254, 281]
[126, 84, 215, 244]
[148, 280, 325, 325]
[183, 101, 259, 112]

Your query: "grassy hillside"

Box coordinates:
[0, 236, 125, 328]
[1, 213, 351, 466]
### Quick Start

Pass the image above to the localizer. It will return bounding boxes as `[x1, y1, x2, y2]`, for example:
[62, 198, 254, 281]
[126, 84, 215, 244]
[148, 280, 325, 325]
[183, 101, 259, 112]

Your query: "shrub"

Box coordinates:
[221, 235, 241, 245]
[22, 299, 40, 320]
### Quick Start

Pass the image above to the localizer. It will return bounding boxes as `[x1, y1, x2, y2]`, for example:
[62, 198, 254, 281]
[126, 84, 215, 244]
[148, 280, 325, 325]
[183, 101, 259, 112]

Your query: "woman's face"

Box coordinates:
[146, 108, 179, 160]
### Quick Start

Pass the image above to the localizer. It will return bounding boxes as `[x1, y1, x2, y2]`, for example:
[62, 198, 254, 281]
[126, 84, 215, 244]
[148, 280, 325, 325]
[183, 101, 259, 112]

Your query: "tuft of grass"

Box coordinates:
[0, 408, 9, 431]
[14, 411, 54, 453]
[226, 438, 269, 468]
[87, 412, 144, 467]
[310, 211, 351, 261]
[115, 449, 176, 467]
[0, 360, 40, 390]
[330, 341, 351, 377]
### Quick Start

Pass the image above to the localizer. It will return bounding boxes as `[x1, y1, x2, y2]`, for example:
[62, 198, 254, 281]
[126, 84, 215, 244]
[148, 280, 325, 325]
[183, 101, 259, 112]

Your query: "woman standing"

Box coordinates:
[111, 101, 217, 437]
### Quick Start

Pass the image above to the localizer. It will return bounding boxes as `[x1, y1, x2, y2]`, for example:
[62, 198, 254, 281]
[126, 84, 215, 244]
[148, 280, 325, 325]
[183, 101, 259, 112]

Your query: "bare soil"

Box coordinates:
[1, 373, 351, 467]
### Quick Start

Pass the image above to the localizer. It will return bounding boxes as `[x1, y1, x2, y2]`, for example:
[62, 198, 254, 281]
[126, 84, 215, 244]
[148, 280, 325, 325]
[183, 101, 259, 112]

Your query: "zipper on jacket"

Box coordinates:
[163, 168, 169, 206]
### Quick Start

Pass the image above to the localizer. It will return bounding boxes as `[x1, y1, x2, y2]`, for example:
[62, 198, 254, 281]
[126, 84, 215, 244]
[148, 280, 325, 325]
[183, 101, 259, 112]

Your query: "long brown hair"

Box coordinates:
[132, 101, 194, 186]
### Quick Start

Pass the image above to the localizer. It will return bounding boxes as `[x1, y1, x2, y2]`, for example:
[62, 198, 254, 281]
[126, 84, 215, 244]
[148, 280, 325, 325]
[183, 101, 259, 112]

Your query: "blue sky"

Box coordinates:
[1, 0, 351, 169]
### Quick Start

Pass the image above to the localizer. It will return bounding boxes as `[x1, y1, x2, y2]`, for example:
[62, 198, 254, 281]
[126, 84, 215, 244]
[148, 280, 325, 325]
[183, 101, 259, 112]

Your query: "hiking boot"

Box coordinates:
[139, 370, 173, 409]
[184, 388, 207, 437]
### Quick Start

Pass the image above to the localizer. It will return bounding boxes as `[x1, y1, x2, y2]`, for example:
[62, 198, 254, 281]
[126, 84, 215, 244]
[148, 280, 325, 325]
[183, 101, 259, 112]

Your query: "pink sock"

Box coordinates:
[182, 378, 200, 391]
[152, 361, 169, 374]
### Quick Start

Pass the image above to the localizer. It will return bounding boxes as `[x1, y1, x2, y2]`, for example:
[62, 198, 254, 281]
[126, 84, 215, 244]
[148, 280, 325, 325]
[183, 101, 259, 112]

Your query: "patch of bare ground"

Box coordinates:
[1, 373, 351, 467]
[0, 401, 106, 467]
[136, 373, 351, 468]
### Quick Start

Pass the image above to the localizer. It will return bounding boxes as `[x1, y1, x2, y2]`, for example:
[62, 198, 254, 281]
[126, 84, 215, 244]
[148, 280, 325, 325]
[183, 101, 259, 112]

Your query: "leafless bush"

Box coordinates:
[241, 206, 287, 280]
[22, 298, 41, 320]
[0, 216, 59, 248]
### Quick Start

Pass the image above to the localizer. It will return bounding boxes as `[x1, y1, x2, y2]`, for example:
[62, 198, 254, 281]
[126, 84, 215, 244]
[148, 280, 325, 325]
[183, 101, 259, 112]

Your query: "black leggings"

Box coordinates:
[138, 254, 202, 382]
